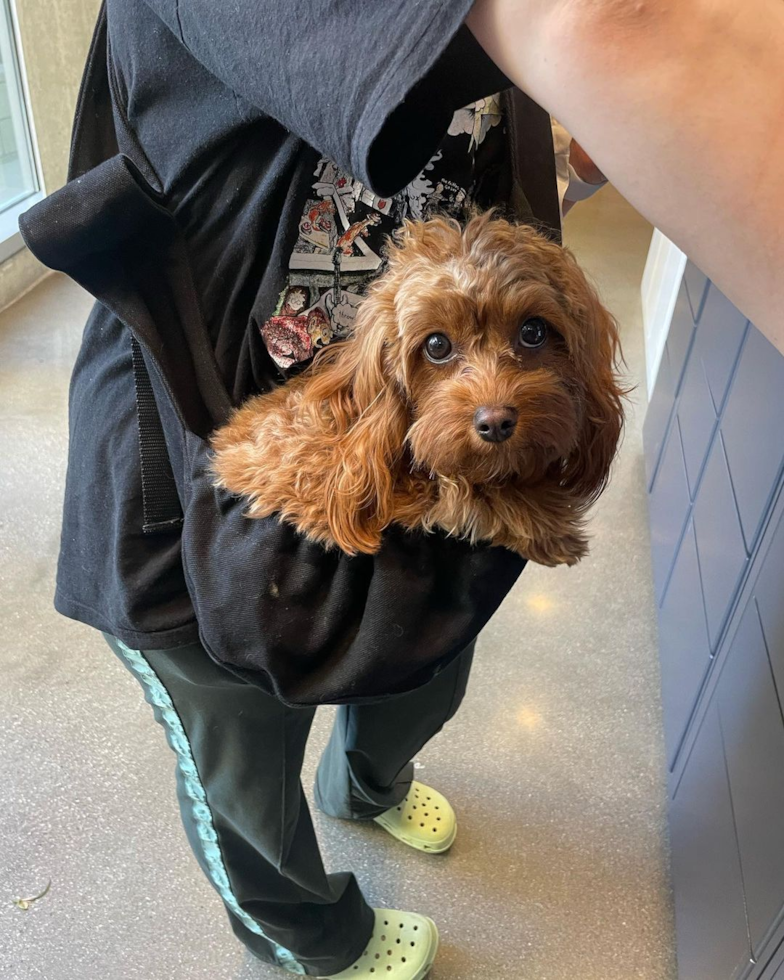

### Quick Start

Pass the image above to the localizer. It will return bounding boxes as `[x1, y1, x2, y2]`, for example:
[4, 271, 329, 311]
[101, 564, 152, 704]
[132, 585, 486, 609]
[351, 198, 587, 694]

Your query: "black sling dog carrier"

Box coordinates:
[20, 4, 561, 706]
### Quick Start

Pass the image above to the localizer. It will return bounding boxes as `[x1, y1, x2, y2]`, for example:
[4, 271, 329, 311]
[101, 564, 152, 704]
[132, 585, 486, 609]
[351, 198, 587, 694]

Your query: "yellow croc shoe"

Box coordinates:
[373, 781, 456, 854]
[321, 908, 438, 980]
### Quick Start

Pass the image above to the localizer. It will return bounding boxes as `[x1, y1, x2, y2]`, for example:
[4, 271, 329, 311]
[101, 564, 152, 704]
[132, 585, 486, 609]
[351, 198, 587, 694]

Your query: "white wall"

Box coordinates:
[641, 230, 687, 397]
[0, 0, 100, 312]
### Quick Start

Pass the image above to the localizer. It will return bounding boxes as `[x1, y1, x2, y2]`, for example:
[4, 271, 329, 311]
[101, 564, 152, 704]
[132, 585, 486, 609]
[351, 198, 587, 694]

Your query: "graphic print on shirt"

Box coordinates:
[261, 95, 504, 370]
[448, 95, 503, 151]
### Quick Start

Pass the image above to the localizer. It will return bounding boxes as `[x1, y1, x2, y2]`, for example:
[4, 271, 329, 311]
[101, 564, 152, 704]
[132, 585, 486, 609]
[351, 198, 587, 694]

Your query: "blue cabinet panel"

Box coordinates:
[717, 599, 784, 953]
[721, 328, 784, 550]
[692, 434, 749, 650]
[670, 705, 752, 980]
[649, 418, 691, 603]
[694, 285, 748, 412]
[684, 260, 709, 323]
[644, 345, 676, 489]
[753, 509, 784, 701]
[646, 264, 784, 980]
[658, 521, 712, 765]
[678, 354, 717, 494]
[668, 280, 698, 392]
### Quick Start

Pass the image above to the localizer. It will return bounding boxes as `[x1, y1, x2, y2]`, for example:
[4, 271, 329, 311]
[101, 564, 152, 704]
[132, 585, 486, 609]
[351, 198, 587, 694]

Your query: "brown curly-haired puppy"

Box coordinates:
[211, 213, 625, 566]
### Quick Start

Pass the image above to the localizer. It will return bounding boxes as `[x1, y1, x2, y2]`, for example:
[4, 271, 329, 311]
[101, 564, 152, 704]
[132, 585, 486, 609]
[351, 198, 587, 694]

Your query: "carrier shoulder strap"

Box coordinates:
[506, 89, 562, 244]
[64, 2, 184, 532]
[68, 1, 117, 180]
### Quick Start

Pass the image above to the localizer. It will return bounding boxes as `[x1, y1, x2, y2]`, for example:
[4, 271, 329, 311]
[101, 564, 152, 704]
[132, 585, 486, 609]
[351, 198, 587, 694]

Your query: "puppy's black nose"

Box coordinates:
[473, 406, 518, 443]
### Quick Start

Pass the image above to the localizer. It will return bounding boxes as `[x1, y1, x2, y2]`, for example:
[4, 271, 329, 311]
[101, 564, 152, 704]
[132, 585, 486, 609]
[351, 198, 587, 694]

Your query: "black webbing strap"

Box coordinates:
[130, 335, 184, 534]
[506, 89, 562, 244]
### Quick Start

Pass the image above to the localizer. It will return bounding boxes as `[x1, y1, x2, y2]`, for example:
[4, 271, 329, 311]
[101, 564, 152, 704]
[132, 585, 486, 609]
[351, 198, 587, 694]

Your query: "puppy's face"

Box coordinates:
[366, 216, 623, 494]
[398, 269, 582, 484]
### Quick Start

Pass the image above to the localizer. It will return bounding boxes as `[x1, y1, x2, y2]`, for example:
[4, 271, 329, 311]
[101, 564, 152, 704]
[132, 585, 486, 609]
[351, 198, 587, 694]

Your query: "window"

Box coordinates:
[0, 0, 41, 258]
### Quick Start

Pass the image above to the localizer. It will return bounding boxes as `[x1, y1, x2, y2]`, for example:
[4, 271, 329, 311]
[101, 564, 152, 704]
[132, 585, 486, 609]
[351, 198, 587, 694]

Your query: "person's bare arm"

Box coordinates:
[468, 0, 784, 351]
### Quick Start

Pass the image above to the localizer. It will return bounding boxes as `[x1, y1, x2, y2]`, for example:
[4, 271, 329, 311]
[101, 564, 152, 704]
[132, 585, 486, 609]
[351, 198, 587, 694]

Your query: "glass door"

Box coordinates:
[0, 0, 40, 255]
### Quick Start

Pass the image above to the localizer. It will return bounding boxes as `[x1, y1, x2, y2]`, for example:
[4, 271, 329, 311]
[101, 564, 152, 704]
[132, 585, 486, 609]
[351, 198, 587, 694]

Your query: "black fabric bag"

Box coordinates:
[20, 4, 562, 706]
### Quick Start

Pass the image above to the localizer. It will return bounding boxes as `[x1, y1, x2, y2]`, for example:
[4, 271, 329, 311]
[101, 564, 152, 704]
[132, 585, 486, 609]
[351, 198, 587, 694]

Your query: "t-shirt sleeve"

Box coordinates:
[141, 0, 510, 196]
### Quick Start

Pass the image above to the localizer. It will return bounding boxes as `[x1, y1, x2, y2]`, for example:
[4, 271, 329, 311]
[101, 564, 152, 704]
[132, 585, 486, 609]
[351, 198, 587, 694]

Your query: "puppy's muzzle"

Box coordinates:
[473, 405, 518, 444]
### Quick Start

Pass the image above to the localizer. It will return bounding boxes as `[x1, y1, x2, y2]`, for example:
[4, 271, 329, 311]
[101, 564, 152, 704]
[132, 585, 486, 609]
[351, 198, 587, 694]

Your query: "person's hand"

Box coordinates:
[568, 138, 606, 185]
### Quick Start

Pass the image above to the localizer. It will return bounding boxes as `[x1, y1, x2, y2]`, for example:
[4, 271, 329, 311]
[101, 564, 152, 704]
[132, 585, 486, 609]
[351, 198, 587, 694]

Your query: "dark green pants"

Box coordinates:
[105, 634, 474, 977]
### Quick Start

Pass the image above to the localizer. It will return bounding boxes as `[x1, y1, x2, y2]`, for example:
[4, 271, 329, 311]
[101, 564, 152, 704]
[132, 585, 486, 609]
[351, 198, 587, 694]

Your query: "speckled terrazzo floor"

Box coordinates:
[0, 187, 677, 980]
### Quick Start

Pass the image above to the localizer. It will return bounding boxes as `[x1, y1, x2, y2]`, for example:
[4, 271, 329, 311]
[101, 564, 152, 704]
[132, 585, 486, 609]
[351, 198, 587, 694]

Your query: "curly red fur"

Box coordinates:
[211, 213, 626, 566]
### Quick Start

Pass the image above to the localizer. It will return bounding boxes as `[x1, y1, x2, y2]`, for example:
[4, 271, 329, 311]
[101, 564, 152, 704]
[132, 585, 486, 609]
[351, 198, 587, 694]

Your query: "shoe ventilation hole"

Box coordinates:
[420, 823, 424, 827]
[424, 812, 429, 816]
[399, 924, 404, 928]
[402, 957, 406, 963]
[387, 968, 393, 973]
[387, 949, 392, 955]
[412, 805, 417, 810]
[432, 828, 437, 832]
[437, 817, 441, 822]
[381, 935, 386, 941]
[426, 796, 431, 801]
[375, 953, 381, 959]
[413, 926, 418, 931]
[396, 807, 402, 811]
[384, 921, 389, 926]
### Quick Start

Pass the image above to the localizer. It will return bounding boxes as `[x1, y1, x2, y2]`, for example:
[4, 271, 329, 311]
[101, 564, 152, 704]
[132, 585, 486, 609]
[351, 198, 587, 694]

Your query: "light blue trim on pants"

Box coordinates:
[115, 640, 306, 975]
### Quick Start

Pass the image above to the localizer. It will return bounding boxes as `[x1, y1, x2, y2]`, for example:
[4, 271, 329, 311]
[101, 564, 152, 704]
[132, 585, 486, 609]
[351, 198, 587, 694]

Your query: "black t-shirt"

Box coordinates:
[21, 1, 558, 695]
[260, 95, 506, 370]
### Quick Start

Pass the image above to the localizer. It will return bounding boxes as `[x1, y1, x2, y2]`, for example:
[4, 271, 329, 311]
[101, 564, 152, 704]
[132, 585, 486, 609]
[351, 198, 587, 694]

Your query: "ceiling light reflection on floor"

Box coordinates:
[516, 706, 544, 730]
[525, 594, 555, 614]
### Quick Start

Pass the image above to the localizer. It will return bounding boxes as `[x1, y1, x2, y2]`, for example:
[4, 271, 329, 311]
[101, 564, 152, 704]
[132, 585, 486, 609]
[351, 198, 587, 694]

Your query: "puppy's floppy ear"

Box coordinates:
[303, 290, 409, 554]
[560, 274, 626, 502]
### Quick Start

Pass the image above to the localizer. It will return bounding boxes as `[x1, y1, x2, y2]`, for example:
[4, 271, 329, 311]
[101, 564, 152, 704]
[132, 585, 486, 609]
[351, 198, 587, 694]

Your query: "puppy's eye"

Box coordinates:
[518, 317, 549, 349]
[424, 333, 454, 363]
